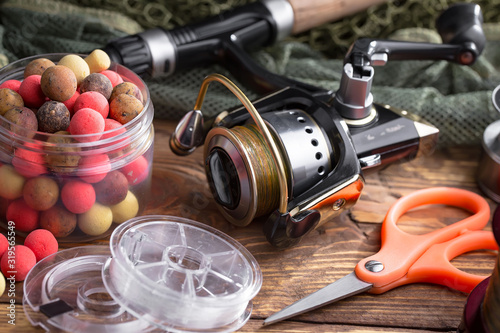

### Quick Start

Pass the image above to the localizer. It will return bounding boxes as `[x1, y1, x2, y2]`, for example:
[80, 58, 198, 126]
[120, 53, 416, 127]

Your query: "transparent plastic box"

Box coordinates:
[0, 53, 154, 241]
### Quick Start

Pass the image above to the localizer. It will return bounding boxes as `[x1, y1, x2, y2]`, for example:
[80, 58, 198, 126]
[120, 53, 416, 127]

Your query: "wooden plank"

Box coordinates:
[0, 305, 43, 332]
[0, 307, 453, 333]
[249, 146, 495, 331]
[0, 120, 495, 332]
[241, 319, 449, 332]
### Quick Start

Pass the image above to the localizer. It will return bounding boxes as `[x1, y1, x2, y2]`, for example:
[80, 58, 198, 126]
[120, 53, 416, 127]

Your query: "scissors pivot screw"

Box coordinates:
[365, 260, 384, 272]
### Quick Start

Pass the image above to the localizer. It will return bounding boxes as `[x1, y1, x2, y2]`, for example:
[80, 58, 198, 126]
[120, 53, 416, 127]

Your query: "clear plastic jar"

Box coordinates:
[0, 54, 154, 241]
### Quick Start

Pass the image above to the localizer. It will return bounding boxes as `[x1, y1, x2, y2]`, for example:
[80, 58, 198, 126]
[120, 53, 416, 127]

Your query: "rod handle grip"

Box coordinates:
[288, 0, 388, 34]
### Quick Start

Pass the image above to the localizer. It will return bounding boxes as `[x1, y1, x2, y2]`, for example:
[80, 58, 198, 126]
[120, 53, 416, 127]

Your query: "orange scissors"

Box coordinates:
[263, 187, 497, 326]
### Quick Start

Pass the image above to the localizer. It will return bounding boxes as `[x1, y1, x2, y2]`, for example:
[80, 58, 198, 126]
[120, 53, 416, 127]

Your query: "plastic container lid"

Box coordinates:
[23, 215, 263, 332]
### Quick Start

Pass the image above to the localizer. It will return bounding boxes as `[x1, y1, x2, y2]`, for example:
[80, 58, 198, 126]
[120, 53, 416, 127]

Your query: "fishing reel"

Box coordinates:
[170, 3, 485, 248]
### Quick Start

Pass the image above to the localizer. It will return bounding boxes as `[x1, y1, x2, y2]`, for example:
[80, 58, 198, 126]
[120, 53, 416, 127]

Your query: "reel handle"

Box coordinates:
[345, 3, 485, 70]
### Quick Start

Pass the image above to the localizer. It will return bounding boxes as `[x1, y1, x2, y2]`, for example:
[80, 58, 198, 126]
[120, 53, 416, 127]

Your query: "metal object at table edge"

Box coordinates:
[477, 84, 500, 203]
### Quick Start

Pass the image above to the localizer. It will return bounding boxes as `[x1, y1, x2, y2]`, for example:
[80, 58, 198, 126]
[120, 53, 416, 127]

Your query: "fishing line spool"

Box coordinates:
[204, 110, 334, 227]
[23, 215, 262, 333]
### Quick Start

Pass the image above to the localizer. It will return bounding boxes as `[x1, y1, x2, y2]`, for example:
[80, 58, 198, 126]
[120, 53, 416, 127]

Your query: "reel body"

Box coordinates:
[204, 87, 362, 231]
[169, 3, 484, 248]
[198, 86, 437, 248]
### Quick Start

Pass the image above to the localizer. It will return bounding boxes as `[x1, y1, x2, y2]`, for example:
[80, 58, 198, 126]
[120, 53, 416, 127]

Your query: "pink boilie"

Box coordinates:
[68, 108, 105, 142]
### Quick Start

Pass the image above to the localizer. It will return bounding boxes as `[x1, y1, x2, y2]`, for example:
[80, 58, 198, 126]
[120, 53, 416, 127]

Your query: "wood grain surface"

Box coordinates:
[0, 119, 496, 333]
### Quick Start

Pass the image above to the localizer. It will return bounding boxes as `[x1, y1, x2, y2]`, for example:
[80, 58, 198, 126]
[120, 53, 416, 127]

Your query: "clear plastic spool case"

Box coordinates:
[23, 215, 263, 332]
[0, 53, 154, 241]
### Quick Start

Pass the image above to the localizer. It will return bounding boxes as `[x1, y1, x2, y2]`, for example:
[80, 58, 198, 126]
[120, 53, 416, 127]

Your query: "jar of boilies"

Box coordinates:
[0, 53, 154, 241]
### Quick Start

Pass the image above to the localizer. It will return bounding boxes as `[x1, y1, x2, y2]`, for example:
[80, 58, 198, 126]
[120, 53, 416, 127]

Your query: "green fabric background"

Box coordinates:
[1, 0, 499, 147]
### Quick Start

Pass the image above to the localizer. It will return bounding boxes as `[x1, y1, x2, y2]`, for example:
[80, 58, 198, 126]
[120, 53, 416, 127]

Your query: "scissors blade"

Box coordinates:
[263, 272, 372, 326]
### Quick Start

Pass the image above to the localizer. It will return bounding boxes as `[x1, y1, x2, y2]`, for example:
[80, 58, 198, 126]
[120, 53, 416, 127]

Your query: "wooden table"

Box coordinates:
[0, 119, 496, 332]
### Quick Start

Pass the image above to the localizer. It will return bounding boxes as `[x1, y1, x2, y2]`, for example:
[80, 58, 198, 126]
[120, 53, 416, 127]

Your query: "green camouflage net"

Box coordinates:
[1, 0, 500, 147]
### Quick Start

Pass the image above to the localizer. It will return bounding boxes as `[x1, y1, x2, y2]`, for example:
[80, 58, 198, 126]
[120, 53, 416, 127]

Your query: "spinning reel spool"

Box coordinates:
[172, 74, 290, 228]
[169, 3, 485, 248]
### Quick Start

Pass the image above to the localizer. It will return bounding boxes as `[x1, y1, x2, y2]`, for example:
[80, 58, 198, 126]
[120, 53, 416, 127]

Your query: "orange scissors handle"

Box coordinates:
[402, 230, 497, 293]
[354, 187, 491, 294]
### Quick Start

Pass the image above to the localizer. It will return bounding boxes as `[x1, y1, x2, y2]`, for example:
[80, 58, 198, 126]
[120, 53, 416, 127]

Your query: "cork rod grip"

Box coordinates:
[287, 0, 389, 34]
